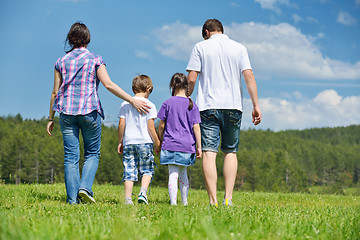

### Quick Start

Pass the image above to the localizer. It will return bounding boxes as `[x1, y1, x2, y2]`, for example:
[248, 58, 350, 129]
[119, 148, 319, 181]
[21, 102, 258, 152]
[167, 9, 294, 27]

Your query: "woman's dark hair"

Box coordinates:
[202, 19, 224, 39]
[65, 22, 90, 53]
[170, 73, 193, 110]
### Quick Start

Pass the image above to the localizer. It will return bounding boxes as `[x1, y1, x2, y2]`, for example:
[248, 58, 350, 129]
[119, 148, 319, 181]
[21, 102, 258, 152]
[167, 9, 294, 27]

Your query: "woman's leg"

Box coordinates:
[168, 164, 179, 205]
[59, 114, 80, 204]
[78, 111, 101, 197]
[178, 166, 189, 205]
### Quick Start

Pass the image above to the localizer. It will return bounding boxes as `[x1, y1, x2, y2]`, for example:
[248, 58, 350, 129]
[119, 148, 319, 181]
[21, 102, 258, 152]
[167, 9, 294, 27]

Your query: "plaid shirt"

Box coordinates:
[53, 47, 105, 119]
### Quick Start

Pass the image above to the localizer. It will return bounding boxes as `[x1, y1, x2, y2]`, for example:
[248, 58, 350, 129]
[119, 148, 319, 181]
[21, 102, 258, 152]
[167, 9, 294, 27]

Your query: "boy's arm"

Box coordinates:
[193, 123, 202, 158]
[117, 118, 126, 154]
[148, 118, 161, 154]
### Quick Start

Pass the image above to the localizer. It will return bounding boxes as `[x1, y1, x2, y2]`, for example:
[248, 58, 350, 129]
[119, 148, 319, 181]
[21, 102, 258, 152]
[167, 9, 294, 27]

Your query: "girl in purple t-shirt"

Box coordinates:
[158, 73, 202, 206]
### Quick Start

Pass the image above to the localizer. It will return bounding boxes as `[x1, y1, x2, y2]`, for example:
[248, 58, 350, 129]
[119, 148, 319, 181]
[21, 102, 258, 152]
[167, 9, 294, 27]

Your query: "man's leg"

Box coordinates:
[220, 110, 242, 205]
[202, 151, 218, 205]
[223, 152, 238, 201]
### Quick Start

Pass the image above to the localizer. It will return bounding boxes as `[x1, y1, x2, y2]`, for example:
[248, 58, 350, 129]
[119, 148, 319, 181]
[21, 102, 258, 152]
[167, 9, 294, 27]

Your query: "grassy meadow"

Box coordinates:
[0, 183, 359, 240]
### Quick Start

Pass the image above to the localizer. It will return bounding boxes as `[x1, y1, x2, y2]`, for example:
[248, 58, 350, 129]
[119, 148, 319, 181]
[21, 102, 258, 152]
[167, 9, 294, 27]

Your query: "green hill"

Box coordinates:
[0, 114, 359, 194]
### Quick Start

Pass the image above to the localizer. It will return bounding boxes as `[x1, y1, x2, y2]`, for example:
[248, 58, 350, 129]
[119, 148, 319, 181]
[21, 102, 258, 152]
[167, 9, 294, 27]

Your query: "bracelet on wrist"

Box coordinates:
[48, 116, 54, 121]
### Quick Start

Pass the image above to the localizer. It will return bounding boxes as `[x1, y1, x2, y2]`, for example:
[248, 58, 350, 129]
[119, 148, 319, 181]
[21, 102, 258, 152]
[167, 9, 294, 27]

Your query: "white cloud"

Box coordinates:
[255, 0, 289, 13]
[153, 21, 360, 80]
[135, 50, 153, 61]
[292, 14, 319, 25]
[241, 90, 360, 131]
[292, 14, 303, 24]
[306, 16, 319, 24]
[230, 2, 241, 7]
[153, 21, 201, 61]
[337, 11, 357, 25]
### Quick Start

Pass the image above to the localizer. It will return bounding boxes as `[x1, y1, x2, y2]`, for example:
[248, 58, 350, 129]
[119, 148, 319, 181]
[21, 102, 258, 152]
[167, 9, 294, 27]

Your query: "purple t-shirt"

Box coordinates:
[157, 96, 201, 153]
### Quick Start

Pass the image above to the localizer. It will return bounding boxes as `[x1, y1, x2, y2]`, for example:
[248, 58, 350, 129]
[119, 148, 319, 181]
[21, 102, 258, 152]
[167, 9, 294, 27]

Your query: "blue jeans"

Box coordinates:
[59, 111, 101, 204]
[200, 109, 242, 153]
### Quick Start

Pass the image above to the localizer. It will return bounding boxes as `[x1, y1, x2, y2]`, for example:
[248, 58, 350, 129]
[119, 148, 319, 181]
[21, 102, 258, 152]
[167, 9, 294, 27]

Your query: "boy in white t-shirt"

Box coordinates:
[117, 75, 160, 205]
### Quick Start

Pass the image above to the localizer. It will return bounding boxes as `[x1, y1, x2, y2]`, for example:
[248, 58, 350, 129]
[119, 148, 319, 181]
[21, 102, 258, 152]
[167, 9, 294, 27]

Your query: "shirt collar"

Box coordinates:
[74, 47, 89, 52]
[209, 33, 229, 40]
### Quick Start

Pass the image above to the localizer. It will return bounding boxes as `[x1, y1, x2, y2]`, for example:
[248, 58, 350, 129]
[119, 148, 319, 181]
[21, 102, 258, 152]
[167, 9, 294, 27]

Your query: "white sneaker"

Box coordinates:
[125, 199, 134, 205]
[138, 193, 148, 204]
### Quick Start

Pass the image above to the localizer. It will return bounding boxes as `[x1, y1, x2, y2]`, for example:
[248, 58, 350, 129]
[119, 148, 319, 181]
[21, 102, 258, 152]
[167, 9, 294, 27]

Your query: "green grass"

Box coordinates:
[0, 184, 359, 240]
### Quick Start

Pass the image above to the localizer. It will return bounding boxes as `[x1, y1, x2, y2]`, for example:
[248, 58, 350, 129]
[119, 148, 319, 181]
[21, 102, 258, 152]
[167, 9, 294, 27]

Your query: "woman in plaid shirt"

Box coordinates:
[46, 22, 150, 204]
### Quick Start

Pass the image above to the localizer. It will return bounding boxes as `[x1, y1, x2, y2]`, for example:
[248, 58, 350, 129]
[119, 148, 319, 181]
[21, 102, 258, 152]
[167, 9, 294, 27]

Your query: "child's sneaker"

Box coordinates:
[223, 199, 233, 206]
[125, 197, 133, 205]
[138, 193, 148, 204]
[78, 189, 96, 204]
[125, 200, 134, 205]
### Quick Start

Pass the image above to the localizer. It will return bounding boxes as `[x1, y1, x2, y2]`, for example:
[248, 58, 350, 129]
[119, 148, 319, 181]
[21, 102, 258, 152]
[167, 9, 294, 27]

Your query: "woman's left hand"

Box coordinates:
[131, 98, 151, 114]
[47, 121, 54, 136]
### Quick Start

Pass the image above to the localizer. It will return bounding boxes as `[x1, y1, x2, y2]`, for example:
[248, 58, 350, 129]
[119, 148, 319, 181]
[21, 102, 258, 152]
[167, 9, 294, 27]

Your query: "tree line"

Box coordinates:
[1, 114, 359, 193]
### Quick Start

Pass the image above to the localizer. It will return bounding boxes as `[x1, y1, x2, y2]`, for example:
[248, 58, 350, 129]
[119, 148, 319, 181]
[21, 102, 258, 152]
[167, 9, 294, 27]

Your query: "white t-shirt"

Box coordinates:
[186, 34, 252, 112]
[118, 97, 157, 145]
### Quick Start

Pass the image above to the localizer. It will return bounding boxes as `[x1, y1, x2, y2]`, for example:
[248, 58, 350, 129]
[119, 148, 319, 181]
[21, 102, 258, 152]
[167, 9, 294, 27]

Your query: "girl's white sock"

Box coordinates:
[168, 165, 179, 205]
[179, 166, 189, 205]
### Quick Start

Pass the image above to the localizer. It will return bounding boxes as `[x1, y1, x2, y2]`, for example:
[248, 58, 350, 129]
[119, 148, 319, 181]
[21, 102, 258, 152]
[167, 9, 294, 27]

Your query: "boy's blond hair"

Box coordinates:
[132, 75, 153, 94]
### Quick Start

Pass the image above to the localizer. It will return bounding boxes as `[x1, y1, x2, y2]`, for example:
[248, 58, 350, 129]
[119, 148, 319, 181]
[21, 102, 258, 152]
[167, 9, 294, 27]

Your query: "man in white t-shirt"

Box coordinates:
[186, 19, 262, 206]
[117, 75, 160, 205]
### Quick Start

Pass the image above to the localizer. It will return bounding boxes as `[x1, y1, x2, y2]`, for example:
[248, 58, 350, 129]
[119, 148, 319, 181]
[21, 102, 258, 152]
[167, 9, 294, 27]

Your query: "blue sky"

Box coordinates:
[0, 0, 359, 131]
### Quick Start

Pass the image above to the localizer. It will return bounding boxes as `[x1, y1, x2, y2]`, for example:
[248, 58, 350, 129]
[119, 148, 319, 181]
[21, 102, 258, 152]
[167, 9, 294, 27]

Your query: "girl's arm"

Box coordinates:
[193, 123, 202, 158]
[117, 118, 126, 154]
[148, 119, 161, 154]
[47, 69, 62, 136]
[97, 65, 150, 114]
[158, 120, 166, 144]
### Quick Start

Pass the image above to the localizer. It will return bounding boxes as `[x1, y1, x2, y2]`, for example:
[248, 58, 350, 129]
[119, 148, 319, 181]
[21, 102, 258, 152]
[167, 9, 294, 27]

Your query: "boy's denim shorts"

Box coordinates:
[122, 143, 155, 181]
[200, 109, 242, 153]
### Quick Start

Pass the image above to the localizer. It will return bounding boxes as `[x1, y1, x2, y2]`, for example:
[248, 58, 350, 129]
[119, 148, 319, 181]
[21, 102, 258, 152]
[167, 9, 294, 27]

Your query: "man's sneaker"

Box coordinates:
[138, 193, 148, 204]
[223, 199, 233, 206]
[79, 189, 96, 204]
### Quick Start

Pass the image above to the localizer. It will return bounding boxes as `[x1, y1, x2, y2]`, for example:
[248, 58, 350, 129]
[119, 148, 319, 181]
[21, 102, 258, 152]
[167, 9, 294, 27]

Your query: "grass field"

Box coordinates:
[0, 184, 359, 240]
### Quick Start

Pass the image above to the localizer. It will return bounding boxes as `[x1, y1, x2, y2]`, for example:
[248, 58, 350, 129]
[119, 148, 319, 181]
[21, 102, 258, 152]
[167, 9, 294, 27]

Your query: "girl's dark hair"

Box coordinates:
[65, 22, 90, 53]
[170, 73, 193, 110]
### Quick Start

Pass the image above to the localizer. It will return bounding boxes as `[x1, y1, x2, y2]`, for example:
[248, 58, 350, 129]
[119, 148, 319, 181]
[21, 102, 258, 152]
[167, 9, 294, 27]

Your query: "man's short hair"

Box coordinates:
[202, 19, 224, 38]
[132, 75, 153, 94]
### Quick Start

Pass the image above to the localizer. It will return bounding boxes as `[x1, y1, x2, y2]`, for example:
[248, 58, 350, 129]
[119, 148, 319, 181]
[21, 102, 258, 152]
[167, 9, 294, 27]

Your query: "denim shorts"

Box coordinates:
[200, 109, 242, 153]
[160, 150, 196, 167]
[122, 143, 155, 181]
